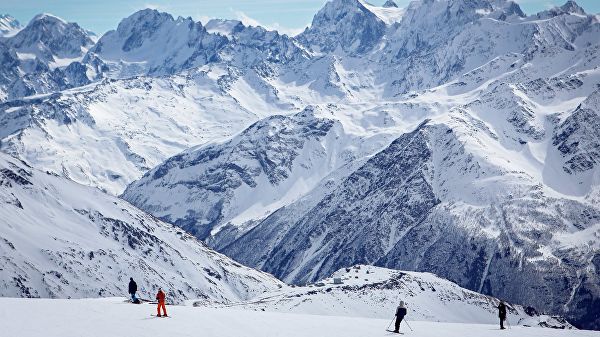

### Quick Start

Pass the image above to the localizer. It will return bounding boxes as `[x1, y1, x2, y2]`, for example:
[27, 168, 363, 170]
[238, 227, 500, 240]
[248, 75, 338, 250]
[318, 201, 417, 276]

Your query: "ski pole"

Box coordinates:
[403, 319, 414, 332]
[386, 317, 395, 330]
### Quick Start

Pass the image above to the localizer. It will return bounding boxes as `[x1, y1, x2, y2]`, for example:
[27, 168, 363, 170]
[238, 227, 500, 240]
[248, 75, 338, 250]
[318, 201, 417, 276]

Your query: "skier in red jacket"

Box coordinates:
[156, 288, 167, 317]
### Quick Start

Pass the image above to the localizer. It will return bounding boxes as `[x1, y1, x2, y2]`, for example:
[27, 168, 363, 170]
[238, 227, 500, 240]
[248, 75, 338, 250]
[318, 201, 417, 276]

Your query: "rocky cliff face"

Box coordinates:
[297, 0, 386, 55]
[122, 107, 353, 242]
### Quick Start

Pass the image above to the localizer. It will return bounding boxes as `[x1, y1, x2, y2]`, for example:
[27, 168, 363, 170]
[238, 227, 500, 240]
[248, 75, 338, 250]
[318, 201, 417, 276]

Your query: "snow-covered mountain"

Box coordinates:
[1, 0, 600, 330]
[90, 9, 306, 78]
[122, 105, 388, 246]
[0, 13, 99, 102]
[0, 14, 21, 36]
[0, 9, 310, 194]
[297, 0, 387, 55]
[218, 114, 598, 322]
[0, 152, 282, 303]
[89, 9, 227, 78]
[119, 0, 600, 329]
[8, 13, 94, 65]
[207, 265, 572, 329]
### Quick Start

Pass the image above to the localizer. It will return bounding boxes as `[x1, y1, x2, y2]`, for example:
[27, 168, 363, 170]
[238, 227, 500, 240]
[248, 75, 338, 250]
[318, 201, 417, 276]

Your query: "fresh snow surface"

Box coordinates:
[1, 297, 594, 337]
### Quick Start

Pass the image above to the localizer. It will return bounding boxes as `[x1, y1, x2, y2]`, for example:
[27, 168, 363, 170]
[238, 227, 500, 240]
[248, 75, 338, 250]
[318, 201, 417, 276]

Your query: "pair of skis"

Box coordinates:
[151, 314, 171, 318]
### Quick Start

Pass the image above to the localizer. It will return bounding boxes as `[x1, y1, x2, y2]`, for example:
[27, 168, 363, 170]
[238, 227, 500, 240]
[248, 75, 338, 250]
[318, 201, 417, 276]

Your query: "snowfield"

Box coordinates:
[0, 297, 595, 337]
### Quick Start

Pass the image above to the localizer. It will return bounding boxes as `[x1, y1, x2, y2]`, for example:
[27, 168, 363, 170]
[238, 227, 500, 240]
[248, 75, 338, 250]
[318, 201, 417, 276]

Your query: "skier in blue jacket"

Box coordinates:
[393, 301, 407, 333]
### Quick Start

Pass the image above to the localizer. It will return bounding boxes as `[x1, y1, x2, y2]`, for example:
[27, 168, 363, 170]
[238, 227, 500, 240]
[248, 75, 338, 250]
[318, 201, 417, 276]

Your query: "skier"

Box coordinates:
[156, 288, 167, 317]
[498, 301, 507, 330]
[393, 301, 407, 333]
[128, 277, 138, 303]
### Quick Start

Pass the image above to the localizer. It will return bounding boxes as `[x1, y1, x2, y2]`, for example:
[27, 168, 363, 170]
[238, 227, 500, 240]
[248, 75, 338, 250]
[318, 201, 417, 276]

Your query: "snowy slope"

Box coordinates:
[204, 265, 572, 329]
[0, 152, 282, 303]
[2, 298, 593, 337]
[0, 66, 292, 195]
[219, 115, 600, 327]
[1, 0, 600, 330]
[122, 105, 389, 245]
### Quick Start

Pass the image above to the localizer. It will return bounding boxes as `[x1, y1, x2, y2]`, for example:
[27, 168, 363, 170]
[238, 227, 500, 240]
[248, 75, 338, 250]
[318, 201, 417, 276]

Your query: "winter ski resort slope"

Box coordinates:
[1, 0, 600, 332]
[1, 298, 595, 337]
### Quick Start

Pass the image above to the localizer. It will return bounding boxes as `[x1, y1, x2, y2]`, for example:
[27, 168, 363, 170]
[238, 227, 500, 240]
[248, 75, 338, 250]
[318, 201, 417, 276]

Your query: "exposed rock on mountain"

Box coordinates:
[0, 152, 282, 303]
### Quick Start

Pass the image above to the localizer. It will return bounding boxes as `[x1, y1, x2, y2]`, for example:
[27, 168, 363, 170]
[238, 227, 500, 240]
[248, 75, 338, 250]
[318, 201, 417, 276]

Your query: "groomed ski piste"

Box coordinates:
[1, 297, 596, 337]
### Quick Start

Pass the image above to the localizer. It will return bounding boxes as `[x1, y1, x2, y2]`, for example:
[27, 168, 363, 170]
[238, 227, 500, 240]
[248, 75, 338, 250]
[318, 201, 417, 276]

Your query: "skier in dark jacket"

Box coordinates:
[498, 301, 507, 329]
[128, 278, 138, 302]
[393, 301, 407, 333]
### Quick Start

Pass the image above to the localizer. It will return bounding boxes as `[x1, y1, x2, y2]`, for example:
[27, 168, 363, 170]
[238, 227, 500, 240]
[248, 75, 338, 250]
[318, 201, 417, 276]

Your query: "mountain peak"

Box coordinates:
[30, 13, 67, 24]
[205, 19, 244, 38]
[298, 0, 386, 54]
[560, 0, 586, 15]
[8, 12, 94, 61]
[127, 8, 172, 21]
[382, 0, 398, 8]
[106, 9, 197, 53]
[91, 9, 229, 77]
[535, 0, 586, 19]
[0, 14, 21, 36]
[115, 9, 176, 34]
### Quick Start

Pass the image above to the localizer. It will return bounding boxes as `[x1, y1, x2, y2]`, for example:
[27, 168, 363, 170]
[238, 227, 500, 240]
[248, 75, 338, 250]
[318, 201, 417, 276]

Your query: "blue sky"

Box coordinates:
[2, 0, 599, 36]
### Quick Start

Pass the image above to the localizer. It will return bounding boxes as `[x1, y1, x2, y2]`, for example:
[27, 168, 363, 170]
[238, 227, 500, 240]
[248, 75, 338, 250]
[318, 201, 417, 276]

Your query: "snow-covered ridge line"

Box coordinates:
[0, 152, 283, 303]
[200, 265, 574, 329]
[0, 14, 21, 37]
